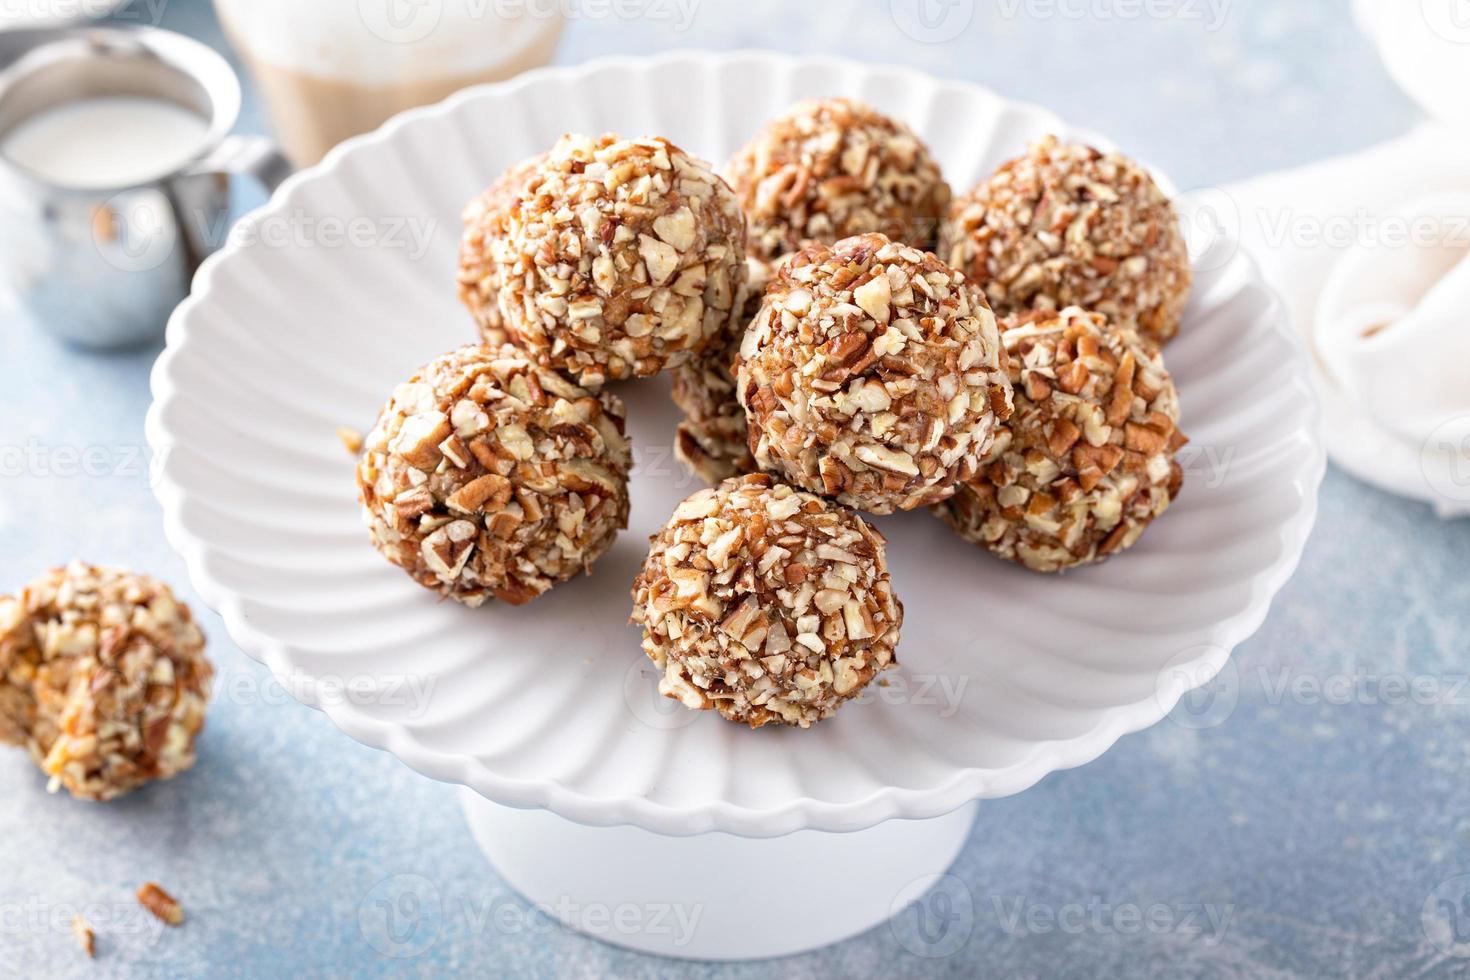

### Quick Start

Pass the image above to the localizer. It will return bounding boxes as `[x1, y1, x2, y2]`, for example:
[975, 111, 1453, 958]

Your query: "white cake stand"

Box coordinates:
[146, 52, 1324, 960]
[461, 792, 979, 958]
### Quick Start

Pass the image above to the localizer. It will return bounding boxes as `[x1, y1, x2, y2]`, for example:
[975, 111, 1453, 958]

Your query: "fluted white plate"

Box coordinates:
[147, 51, 1322, 838]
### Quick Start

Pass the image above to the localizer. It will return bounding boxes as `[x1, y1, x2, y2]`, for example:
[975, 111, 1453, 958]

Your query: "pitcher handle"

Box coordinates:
[188, 134, 293, 193]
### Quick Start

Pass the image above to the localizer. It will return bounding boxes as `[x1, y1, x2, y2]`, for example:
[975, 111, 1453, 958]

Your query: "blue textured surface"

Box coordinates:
[3, 1, 1468, 976]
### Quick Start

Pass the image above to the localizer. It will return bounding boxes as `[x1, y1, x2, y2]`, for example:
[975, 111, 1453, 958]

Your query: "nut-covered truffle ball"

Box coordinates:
[0, 562, 213, 801]
[728, 97, 951, 262]
[671, 329, 756, 485]
[458, 134, 748, 387]
[357, 344, 631, 606]
[630, 474, 901, 728]
[735, 233, 1013, 514]
[934, 308, 1186, 571]
[669, 255, 779, 484]
[940, 136, 1192, 345]
[458, 151, 547, 347]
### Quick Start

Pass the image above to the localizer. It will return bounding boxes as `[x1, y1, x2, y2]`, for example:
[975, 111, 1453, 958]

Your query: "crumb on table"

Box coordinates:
[137, 882, 184, 926]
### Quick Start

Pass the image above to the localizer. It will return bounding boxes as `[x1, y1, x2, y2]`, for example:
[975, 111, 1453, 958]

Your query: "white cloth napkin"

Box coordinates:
[1220, 123, 1470, 514]
[1218, 0, 1470, 515]
[1315, 191, 1470, 449]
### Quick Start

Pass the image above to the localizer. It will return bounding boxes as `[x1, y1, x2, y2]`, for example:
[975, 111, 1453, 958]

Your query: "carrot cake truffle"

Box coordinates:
[735, 232, 1013, 514]
[727, 97, 951, 261]
[631, 474, 901, 728]
[458, 134, 748, 387]
[357, 344, 631, 606]
[940, 136, 1192, 345]
[934, 307, 1186, 571]
[0, 561, 213, 801]
[668, 255, 780, 484]
[670, 328, 757, 485]
[457, 151, 547, 347]
[675, 98, 951, 482]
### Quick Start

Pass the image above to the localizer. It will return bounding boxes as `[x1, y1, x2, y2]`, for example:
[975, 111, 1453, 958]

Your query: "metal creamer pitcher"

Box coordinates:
[0, 26, 289, 347]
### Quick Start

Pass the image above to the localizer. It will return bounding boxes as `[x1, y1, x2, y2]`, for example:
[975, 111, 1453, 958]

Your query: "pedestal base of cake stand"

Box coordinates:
[459, 788, 978, 961]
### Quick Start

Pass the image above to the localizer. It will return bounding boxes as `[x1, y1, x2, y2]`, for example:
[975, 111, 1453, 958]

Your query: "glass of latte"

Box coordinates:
[213, 0, 565, 166]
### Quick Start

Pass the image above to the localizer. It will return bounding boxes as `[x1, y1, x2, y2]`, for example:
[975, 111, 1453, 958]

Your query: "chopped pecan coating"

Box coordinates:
[459, 134, 748, 387]
[940, 136, 1192, 345]
[669, 255, 781, 484]
[934, 307, 1186, 571]
[727, 98, 950, 261]
[458, 151, 547, 348]
[631, 474, 901, 728]
[735, 233, 1013, 514]
[357, 344, 631, 606]
[0, 562, 212, 801]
